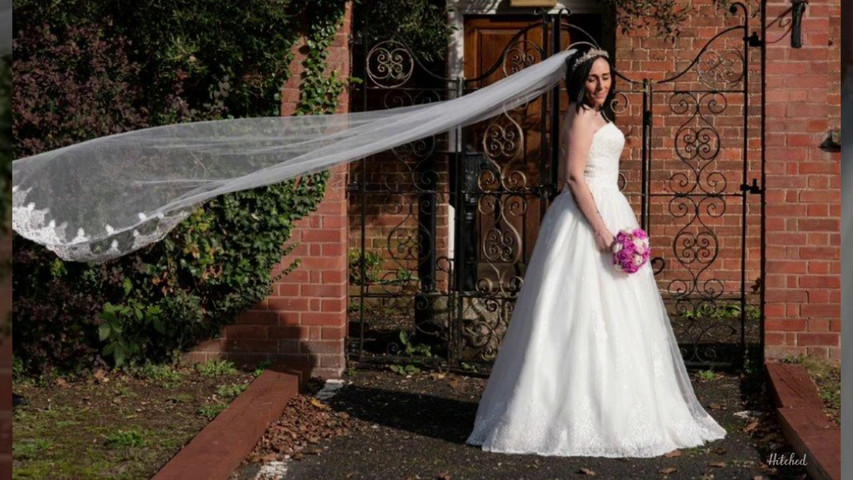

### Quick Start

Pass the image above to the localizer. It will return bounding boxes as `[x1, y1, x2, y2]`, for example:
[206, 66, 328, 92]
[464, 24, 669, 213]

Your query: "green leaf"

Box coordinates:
[152, 318, 166, 335]
[114, 348, 126, 367]
[99, 324, 111, 341]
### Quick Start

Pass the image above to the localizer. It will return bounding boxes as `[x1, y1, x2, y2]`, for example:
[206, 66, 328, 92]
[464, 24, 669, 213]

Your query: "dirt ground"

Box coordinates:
[13, 363, 256, 479]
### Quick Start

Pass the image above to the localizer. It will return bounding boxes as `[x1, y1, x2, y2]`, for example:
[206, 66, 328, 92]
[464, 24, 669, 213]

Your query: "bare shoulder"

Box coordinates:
[566, 105, 597, 135]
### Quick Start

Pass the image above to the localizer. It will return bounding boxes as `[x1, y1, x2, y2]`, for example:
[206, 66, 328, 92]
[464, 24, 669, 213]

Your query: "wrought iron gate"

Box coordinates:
[347, 5, 762, 372]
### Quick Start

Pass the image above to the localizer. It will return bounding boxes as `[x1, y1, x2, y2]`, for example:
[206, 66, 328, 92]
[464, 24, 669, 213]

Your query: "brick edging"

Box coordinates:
[765, 361, 840, 480]
[152, 368, 302, 480]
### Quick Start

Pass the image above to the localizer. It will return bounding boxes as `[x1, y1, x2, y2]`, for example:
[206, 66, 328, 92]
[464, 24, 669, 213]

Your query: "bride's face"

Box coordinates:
[584, 58, 612, 110]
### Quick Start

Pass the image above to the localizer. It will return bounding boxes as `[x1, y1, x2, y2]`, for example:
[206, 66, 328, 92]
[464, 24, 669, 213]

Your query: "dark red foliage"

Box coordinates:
[13, 21, 150, 158]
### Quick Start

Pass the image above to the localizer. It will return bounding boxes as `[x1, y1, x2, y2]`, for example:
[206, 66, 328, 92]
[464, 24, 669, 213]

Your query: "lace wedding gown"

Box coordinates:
[465, 121, 727, 457]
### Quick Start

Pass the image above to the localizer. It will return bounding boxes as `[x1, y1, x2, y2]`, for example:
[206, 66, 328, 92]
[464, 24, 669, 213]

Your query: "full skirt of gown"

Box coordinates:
[464, 173, 728, 458]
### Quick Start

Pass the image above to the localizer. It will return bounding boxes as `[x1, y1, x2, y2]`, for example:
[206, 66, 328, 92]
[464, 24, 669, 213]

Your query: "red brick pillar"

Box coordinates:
[186, 2, 352, 380]
[763, 0, 841, 362]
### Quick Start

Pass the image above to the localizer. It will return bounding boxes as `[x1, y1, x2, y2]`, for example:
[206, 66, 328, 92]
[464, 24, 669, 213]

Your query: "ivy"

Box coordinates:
[11, 0, 347, 374]
[296, 0, 349, 115]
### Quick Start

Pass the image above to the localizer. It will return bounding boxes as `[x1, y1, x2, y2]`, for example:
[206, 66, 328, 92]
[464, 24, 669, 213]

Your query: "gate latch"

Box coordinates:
[740, 179, 762, 194]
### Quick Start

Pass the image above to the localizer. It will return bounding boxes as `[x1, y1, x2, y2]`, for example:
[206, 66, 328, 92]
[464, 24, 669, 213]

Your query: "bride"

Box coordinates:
[464, 46, 727, 458]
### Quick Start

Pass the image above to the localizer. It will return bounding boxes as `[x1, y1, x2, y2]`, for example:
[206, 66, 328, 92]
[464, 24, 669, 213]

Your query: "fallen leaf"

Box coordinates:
[93, 369, 109, 383]
[578, 467, 596, 475]
[743, 420, 759, 433]
[712, 447, 728, 455]
[664, 449, 682, 458]
[436, 472, 451, 480]
[56, 378, 70, 388]
[259, 453, 278, 462]
[709, 461, 726, 468]
[310, 398, 330, 410]
[660, 467, 677, 474]
[752, 476, 766, 480]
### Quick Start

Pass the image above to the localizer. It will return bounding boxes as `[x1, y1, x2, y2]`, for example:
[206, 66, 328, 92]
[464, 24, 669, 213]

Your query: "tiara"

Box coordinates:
[570, 48, 609, 69]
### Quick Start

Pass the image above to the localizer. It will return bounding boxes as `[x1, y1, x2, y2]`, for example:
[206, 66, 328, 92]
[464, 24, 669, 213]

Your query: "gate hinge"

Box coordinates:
[747, 32, 763, 47]
[740, 179, 762, 194]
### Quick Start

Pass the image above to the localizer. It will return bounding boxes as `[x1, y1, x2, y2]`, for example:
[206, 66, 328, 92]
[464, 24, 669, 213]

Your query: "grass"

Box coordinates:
[103, 429, 149, 449]
[137, 362, 185, 388]
[197, 403, 228, 420]
[196, 359, 238, 377]
[13, 360, 256, 479]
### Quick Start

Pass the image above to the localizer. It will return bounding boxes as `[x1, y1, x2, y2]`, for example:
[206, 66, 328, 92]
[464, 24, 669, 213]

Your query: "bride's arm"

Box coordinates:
[557, 119, 570, 191]
[562, 109, 614, 252]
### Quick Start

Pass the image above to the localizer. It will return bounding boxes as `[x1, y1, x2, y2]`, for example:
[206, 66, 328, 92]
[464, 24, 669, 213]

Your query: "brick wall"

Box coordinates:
[613, 1, 763, 313]
[763, 0, 841, 362]
[617, 0, 841, 362]
[185, 2, 353, 380]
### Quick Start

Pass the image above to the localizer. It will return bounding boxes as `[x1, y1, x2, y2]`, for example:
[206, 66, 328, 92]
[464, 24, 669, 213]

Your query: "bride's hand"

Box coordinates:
[594, 229, 615, 253]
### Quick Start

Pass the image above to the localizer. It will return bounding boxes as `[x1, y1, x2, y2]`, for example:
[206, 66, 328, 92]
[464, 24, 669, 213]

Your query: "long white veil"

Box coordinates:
[13, 48, 576, 263]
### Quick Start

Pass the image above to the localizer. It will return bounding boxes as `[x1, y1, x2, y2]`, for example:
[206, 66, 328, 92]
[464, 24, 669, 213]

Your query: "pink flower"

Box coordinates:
[611, 227, 651, 274]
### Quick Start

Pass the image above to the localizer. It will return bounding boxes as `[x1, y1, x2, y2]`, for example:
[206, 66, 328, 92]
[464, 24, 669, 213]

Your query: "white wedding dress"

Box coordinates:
[465, 121, 727, 458]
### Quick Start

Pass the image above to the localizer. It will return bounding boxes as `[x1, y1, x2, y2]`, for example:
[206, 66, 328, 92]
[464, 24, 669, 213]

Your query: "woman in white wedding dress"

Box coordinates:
[464, 46, 727, 458]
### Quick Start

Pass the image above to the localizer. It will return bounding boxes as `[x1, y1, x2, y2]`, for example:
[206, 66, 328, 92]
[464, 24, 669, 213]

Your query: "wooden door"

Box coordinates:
[463, 16, 571, 291]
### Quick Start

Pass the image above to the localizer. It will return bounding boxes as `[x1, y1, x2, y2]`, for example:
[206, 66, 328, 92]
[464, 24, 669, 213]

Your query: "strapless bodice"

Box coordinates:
[582, 121, 624, 187]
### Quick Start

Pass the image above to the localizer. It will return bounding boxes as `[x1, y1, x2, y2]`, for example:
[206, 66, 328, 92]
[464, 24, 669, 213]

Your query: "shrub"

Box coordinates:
[12, 0, 336, 374]
[12, 22, 149, 158]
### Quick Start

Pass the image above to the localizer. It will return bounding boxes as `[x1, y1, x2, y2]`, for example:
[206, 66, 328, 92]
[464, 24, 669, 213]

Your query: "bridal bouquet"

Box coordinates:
[611, 228, 650, 274]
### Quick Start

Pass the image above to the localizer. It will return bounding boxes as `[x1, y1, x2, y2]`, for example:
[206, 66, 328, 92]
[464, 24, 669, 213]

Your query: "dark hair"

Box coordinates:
[564, 46, 615, 113]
